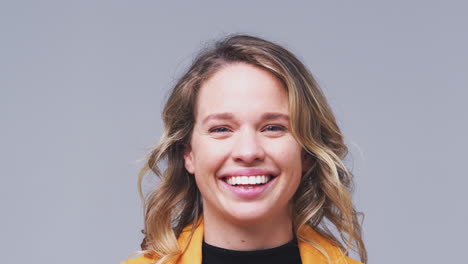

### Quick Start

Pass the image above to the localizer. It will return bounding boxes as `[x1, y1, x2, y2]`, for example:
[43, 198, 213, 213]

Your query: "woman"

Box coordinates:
[123, 35, 367, 264]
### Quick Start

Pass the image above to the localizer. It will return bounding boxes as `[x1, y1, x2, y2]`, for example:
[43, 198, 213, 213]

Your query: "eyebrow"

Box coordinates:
[201, 112, 289, 125]
[261, 112, 290, 122]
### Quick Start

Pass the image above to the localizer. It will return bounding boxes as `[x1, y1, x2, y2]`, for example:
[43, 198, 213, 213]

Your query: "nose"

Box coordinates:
[231, 127, 265, 164]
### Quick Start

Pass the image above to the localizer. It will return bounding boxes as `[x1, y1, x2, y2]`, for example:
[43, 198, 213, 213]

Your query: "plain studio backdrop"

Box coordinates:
[1, 0, 466, 263]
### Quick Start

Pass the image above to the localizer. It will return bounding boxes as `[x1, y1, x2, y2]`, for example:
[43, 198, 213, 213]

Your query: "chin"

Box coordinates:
[223, 202, 289, 226]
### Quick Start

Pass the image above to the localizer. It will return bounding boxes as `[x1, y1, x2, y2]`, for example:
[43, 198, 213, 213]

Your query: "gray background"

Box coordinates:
[1, 0, 467, 263]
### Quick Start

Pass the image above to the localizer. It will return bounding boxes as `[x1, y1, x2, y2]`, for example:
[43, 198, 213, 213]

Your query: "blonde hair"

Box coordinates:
[137, 34, 367, 263]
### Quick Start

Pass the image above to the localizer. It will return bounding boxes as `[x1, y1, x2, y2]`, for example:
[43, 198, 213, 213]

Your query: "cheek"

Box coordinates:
[191, 138, 230, 174]
[271, 141, 304, 171]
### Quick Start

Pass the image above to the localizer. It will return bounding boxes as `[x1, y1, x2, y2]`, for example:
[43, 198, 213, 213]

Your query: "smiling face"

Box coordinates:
[184, 63, 307, 226]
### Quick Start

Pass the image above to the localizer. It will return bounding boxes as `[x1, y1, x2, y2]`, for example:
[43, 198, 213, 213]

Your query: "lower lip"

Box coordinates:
[220, 177, 276, 199]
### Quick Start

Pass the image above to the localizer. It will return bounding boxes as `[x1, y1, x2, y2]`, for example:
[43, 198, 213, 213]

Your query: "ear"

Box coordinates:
[301, 151, 314, 174]
[183, 144, 195, 174]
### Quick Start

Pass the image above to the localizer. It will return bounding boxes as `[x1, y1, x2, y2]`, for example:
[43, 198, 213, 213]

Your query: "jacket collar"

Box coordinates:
[176, 221, 351, 264]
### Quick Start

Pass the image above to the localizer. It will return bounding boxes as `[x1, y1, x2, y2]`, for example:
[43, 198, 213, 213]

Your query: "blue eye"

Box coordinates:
[210, 127, 230, 133]
[264, 125, 286, 132]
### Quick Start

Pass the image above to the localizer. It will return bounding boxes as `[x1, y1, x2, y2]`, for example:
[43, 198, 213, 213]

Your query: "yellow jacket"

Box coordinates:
[122, 222, 362, 264]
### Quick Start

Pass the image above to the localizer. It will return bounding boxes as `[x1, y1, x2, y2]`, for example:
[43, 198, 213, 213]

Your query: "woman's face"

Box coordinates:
[184, 63, 307, 225]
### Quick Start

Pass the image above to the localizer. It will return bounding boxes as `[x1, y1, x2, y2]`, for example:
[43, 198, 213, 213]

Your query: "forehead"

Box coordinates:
[195, 63, 289, 119]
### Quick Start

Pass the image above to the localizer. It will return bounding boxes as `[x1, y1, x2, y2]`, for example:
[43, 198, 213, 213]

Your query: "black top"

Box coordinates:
[201, 238, 302, 264]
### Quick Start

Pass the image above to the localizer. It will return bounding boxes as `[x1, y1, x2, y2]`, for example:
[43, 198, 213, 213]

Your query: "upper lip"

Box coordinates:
[218, 168, 278, 179]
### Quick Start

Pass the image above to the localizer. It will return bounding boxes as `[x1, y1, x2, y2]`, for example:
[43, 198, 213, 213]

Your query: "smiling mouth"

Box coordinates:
[222, 175, 274, 187]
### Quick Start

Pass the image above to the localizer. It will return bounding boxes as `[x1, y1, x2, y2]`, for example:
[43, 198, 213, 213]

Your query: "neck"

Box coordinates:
[202, 209, 294, 251]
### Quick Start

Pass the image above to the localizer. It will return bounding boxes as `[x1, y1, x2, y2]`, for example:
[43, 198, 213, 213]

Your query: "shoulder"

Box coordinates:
[344, 256, 363, 264]
[298, 226, 363, 264]
[120, 255, 154, 264]
[120, 222, 202, 264]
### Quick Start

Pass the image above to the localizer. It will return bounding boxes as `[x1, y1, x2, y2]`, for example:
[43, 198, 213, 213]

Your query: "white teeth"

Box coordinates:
[241, 176, 248, 184]
[225, 175, 271, 186]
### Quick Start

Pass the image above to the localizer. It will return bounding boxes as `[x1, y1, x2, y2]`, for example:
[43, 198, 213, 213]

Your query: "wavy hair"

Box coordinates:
[137, 34, 367, 263]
